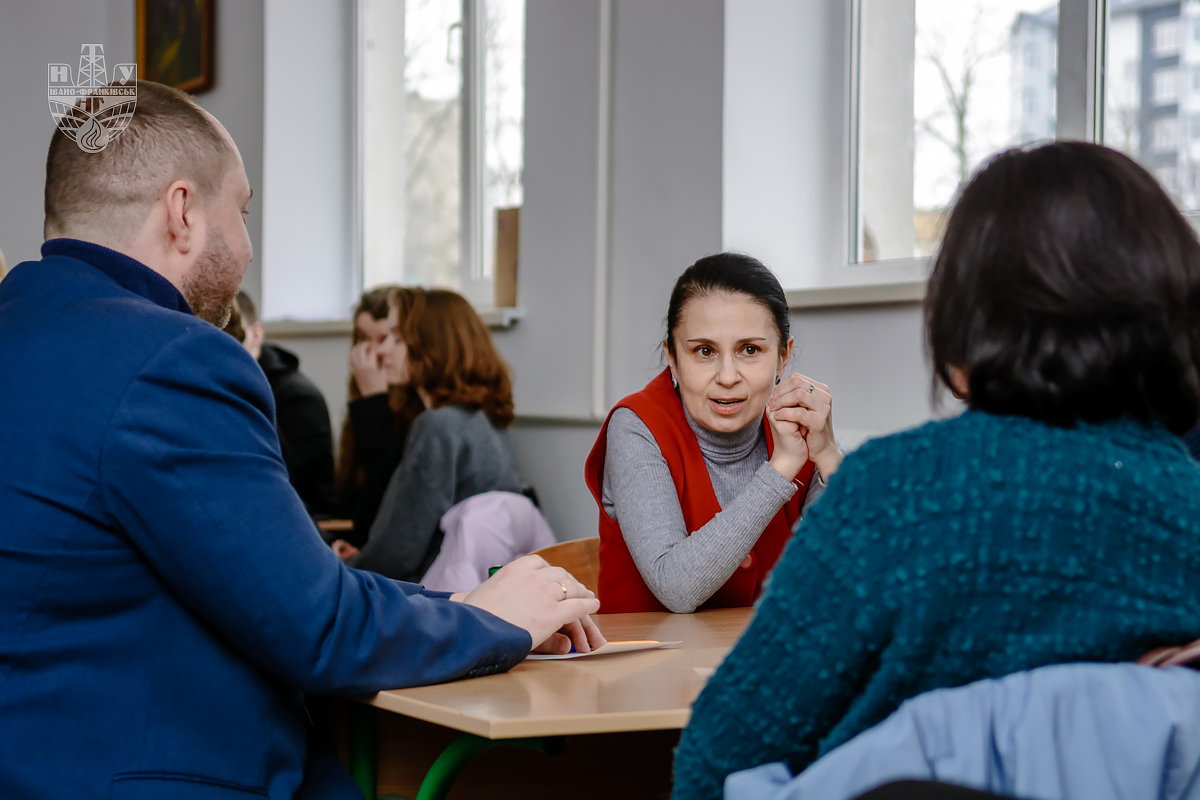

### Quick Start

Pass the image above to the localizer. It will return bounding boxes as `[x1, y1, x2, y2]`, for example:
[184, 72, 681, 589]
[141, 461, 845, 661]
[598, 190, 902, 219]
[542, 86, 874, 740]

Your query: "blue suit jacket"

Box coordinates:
[0, 240, 531, 800]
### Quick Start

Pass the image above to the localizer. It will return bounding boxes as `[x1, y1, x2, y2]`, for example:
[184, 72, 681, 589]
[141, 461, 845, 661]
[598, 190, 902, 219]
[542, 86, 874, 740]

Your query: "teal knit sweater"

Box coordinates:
[672, 410, 1200, 800]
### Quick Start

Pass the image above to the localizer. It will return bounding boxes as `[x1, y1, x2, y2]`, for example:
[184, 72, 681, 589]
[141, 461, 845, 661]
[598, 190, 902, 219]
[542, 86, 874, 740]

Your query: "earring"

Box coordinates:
[671, 374, 679, 390]
[775, 375, 781, 385]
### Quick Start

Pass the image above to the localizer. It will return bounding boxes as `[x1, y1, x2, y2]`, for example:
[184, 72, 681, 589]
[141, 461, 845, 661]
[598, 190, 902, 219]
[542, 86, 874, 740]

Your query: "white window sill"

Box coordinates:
[263, 307, 525, 338]
[785, 258, 929, 310]
[786, 278, 925, 309]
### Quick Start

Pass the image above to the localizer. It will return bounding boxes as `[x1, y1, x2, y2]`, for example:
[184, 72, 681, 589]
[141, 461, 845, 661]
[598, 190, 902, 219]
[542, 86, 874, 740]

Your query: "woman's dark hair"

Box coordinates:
[926, 140, 1200, 434]
[335, 286, 424, 501]
[665, 252, 790, 355]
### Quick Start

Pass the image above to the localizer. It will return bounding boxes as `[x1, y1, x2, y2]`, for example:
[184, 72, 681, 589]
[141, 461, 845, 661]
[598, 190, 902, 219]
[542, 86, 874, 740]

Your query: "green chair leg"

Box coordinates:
[414, 734, 547, 800]
[349, 703, 378, 800]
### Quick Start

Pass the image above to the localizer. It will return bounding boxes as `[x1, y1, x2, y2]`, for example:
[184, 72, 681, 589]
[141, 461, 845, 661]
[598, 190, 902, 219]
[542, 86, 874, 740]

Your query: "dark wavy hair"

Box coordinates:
[665, 252, 791, 356]
[395, 288, 515, 427]
[926, 141, 1200, 434]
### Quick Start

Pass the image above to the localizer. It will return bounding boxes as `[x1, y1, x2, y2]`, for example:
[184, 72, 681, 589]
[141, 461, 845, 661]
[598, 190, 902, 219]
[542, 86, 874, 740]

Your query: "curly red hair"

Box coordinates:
[392, 288, 515, 427]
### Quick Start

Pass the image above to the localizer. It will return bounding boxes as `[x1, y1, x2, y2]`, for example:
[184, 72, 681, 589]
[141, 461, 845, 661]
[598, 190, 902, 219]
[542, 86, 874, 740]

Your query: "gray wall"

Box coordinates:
[0, 0, 263, 289]
[0, 0, 132, 268]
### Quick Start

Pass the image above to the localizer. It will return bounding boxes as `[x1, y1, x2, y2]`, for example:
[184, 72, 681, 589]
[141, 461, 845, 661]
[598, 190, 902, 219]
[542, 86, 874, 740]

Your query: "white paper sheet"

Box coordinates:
[526, 639, 682, 660]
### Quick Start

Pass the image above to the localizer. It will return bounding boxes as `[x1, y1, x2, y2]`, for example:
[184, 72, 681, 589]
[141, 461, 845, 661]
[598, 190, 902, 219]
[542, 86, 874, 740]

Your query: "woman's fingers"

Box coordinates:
[770, 375, 831, 412]
[770, 405, 826, 429]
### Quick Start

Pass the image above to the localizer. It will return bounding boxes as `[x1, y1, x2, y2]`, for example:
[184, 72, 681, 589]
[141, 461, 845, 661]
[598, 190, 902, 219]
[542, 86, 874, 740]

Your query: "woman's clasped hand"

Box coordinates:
[766, 373, 842, 483]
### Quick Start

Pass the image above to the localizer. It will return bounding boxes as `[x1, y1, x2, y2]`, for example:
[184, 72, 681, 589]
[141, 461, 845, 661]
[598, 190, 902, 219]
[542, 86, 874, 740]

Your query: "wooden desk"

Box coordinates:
[367, 608, 751, 738]
[351, 608, 753, 798]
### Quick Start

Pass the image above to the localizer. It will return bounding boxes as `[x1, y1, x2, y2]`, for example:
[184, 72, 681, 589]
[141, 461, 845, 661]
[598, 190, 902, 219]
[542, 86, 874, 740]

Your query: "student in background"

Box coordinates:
[224, 291, 336, 515]
[585, 253, 842, 613]
[671, 142, 1200, 800]
[334, 287, 427, 545]
[334, 288, 523, 582]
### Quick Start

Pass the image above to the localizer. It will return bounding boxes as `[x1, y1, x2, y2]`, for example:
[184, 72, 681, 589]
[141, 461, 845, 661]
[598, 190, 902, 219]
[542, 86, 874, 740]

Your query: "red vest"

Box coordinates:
[584, 369, 814, 613]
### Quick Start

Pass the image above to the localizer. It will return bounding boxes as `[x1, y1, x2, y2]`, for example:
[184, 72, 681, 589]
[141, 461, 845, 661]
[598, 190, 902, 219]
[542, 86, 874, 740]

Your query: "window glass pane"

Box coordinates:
[857, 0, 1059, 263]
[1104, 2, 1198, 211]
[363, 0, 463, 290]
[481, 0, 525, 280]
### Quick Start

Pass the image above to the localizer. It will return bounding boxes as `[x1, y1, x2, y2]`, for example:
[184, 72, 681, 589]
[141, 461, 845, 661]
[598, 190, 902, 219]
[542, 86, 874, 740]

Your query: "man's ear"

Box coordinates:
[163, 180, 199, 255]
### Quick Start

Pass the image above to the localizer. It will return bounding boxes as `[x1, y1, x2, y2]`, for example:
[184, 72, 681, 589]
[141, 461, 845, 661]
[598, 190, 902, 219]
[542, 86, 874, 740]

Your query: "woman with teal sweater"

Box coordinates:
[672, 142, 1200, 800]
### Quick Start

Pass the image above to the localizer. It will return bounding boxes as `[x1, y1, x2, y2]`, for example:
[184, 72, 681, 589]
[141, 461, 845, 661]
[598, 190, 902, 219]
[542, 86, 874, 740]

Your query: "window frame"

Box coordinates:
[820, 0, 1103, 309]
[354, 0, 521, 312]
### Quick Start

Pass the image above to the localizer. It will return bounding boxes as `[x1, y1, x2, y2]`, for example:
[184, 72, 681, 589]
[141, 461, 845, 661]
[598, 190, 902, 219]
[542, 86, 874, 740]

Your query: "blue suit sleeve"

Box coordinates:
[98, 326, 531, 693]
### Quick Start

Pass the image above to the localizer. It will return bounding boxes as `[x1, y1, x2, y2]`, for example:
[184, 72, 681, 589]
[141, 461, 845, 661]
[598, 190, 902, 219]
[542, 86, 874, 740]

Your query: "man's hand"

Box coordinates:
[331, 539, 359, 560]
[457, 555, 606, 654]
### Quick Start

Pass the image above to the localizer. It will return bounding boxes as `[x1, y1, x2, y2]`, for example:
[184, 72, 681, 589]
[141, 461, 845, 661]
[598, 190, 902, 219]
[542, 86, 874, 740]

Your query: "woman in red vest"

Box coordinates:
[585, 253, 843, 612]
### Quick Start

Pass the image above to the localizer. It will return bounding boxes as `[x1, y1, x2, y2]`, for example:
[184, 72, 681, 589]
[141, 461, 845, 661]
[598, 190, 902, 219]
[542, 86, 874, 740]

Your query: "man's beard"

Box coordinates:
[182, 231, 243, 327]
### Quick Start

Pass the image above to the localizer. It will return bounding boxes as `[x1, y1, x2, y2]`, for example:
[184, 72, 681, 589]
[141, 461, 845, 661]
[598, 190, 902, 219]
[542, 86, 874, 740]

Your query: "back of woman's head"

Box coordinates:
[926, 141, 1200, 433]
[397, 289, 515, 427]
[665, 252, 791, 355]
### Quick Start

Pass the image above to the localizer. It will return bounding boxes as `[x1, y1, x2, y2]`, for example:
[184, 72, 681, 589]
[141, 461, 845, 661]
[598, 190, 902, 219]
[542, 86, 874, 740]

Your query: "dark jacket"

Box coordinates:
[0, 239, 531, 800]
[337, 391, 419, 546]
[258, 343, 336, 515]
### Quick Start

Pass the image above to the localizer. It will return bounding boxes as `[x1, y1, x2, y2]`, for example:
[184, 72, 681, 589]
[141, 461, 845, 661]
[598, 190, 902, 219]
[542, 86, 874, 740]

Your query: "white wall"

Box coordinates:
[261, 0, 355, 322]
[1, 0, 939, 544]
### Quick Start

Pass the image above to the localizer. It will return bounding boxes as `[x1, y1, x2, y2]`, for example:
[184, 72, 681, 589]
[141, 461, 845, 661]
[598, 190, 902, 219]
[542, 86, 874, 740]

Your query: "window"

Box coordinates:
[1152, 116, 1180, 150]
[361, 0, 525, 305]
[1154, 18, 1181, 56]
[1105, 7, 1199, 210]
[1194, 16, 1200, 43]
[855, 0, 1059, 263]
[1156, 165, 1180, 194]
[1152, 68, 1179, 105]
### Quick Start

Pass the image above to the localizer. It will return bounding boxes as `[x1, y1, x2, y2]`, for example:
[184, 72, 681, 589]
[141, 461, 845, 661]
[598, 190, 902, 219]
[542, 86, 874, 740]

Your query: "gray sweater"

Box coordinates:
[601, 406, 827, 613]
[349, 405, 522, 582]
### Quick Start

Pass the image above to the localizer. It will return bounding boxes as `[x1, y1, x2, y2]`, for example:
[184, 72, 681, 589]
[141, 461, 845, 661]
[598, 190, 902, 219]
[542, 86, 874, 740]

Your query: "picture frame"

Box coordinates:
[136, 0, 214, 94]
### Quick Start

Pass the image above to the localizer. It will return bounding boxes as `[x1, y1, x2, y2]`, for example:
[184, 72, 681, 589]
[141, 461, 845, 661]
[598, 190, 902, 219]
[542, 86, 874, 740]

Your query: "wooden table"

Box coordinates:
[350, 608, 753, 798]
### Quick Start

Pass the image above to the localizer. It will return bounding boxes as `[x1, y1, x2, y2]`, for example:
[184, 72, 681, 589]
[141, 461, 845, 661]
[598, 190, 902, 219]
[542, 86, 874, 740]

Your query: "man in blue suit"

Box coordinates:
[0, 81, 602, 799]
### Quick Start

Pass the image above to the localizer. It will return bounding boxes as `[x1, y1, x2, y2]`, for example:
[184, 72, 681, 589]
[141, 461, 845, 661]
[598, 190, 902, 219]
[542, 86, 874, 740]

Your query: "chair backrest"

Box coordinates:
[421, 492, 558, 593]
[530, 537, 599, 596]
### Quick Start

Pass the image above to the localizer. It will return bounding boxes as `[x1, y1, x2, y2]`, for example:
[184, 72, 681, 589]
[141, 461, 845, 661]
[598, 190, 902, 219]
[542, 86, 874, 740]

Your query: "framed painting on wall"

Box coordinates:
[136, 0, 214, 93]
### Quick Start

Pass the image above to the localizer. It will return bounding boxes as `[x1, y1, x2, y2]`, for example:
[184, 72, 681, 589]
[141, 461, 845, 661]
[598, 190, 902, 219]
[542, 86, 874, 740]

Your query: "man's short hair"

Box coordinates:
[44, 80, 235, 238]
[235, 291, 259, 326]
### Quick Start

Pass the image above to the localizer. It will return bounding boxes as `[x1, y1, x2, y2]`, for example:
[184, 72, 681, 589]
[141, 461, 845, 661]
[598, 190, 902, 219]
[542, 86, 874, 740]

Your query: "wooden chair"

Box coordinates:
[530, 537, 599, 595]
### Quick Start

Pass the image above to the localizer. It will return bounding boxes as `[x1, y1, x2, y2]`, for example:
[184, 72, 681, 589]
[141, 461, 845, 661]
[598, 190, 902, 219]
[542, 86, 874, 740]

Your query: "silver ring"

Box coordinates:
[807, 383, 815, 394]
[559, 582, 568, 601]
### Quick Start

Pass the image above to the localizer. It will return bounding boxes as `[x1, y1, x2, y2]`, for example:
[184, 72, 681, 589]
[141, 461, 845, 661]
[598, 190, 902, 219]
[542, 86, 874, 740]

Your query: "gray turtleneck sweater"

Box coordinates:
[600, 406, 828, 613]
